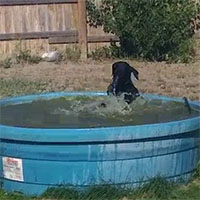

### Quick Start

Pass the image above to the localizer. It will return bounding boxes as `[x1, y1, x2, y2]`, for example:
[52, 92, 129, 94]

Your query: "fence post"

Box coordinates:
[77, 0, 88, 60]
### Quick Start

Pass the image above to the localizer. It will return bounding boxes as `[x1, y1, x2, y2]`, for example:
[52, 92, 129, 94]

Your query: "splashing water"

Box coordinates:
[0, 95, 199, 128]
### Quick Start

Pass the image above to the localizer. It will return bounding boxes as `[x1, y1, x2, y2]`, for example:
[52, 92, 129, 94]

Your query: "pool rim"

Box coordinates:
[0, 91, 200, 143]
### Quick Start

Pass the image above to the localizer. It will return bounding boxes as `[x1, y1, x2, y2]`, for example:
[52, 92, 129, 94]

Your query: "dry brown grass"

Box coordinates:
[0, 59, 199, 101]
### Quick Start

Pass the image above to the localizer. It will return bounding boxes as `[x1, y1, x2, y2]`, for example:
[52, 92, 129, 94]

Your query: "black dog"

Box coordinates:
[107, 61, 140, 104]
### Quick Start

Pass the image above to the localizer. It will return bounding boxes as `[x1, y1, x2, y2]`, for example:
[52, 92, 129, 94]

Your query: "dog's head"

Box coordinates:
[112, 61, 139, 82]
[107, 61, 140, 103]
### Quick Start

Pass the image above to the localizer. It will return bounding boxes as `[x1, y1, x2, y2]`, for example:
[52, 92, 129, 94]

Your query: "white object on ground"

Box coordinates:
[42, 51, 60, 62]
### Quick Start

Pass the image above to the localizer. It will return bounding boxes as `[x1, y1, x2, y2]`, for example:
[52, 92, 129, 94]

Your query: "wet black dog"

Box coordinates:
[107, 61, 140, 104]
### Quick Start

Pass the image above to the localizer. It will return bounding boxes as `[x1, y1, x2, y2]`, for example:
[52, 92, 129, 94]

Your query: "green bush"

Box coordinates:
[14, 49, 42, 64]
[61, 46, 81, 62]
[87, 0, 200, 62]
[0, 57, 13, 68]
[89, 43, 123, 60]
[0, 49, 42, 68]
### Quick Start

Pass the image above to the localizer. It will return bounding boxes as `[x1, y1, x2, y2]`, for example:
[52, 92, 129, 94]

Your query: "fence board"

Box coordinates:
[78, 0, 87, 59]
[0, 30, 78, 41]
[49, 35, 119, 44]
[0, 0, 77, 6]
[0, 5, 77, 33]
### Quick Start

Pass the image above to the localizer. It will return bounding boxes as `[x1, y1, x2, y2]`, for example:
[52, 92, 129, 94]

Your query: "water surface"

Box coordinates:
[0, 96, 199, 128]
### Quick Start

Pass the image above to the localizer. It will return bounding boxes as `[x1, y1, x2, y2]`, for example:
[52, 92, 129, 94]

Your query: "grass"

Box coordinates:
[0, 174, 200, 200]
[0, 46, 82, 69]
[0, 79, 49, 98]
[0, 57, 13, 69]
[0, 50, 42, 69]
[14, 49, 42, 65]
[0, 164, 200, 200]
[88, 45, 123, 61]
[60, 46, 81, 63]
[0, 189, 32, 200]
[169, 176, 200, 200]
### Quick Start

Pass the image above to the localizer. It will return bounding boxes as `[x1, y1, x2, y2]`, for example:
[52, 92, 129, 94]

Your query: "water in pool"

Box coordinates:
[0, 96, 199, 128]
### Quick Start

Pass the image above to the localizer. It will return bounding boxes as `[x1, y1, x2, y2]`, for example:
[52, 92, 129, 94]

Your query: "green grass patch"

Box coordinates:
[14, 49, 42, 65]
[61, 47, 81, 63]
[0, 189, 33, 200]
[171, 181, 200, 200]
[0, 176, 200, 200]
[132, 176, 174, 199]
[0, 79, 49, 98]
[0, 50, 42, 69]
[0, 57, 13, 69]
[192, 161, 200, 179]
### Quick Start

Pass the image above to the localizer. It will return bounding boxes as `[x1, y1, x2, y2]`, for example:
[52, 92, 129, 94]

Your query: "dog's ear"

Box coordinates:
[112, 63, 117, 76]
[128, 64, 139, 80]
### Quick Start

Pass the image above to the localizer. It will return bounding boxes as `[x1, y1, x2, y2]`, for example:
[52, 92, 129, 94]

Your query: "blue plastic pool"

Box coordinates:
[0, 92, 200, 195]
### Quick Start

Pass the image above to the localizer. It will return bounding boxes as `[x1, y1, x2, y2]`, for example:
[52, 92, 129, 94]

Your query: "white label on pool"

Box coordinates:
[2, 157, 24, 181]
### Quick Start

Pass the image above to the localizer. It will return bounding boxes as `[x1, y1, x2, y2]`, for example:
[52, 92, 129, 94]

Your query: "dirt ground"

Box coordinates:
[0, 59, 200, 101]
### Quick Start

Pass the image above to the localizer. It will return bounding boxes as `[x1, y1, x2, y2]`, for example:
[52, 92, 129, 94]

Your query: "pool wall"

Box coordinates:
[0, 92, 200, 195]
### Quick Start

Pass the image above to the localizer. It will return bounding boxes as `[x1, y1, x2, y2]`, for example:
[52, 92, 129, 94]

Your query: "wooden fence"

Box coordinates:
[0, 0, 118, 59]
[0, 0, 199, 59]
